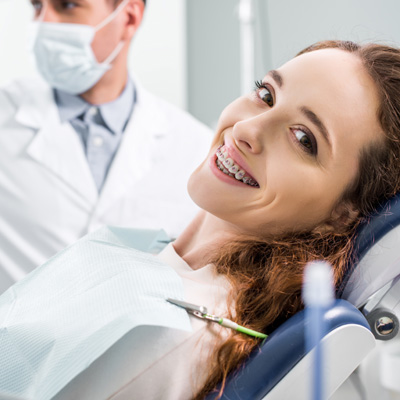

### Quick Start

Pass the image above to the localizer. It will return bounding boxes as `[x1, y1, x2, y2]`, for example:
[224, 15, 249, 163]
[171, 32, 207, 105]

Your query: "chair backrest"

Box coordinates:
[339, 192, 400, 308]
[205, 300, 373, 400]
[209, 192, 400, 399]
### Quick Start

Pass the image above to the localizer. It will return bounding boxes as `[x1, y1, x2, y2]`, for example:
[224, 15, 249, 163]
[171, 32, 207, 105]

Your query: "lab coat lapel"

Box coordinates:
[16, 86, 98, 205]
[92, 87, 168, 219]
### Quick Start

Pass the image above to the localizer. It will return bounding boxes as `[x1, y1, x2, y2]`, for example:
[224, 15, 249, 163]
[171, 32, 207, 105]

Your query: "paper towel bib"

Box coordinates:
[0, 226, 191, 400]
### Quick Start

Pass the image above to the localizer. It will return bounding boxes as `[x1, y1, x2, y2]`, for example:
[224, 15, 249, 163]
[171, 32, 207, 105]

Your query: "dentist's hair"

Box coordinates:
[195, 40, 400, 399]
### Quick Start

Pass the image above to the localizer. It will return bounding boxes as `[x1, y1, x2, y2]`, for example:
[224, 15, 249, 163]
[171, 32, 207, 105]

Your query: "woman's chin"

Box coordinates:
[187, 176, 210, 213]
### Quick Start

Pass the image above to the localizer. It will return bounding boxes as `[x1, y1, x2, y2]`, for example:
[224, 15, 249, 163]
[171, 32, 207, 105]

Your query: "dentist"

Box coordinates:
[0, 0, 212, 293]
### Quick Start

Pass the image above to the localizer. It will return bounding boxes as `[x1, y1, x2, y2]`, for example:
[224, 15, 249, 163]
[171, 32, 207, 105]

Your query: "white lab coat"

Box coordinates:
[0, 78, 212, 293]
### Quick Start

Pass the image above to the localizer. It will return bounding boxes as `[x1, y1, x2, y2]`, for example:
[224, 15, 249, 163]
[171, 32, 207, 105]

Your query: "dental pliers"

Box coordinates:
[167, 298, 267, 339]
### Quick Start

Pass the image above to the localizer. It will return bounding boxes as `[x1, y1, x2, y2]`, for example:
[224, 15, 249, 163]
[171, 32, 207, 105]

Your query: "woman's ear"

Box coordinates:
[313, 201, 359, 234]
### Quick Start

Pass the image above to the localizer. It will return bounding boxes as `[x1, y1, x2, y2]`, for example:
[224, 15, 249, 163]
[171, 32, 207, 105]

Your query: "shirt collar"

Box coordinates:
[100, 79, 135, 134]
[54, 78, 135, 135]
[55, 89, 88, 124]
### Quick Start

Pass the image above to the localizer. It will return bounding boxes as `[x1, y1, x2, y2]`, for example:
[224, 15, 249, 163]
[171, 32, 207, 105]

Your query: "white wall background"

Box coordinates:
[3, 0, 400, 127]
[0, 0, 36, 85]
[265, 0, 400, 69]
[130, 0, 186, 109]
[186, 0, 400, 128]
[0, 0, 187, 110]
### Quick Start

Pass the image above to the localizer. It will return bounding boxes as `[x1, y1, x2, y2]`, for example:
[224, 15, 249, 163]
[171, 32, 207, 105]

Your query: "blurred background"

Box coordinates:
[1, 1, 400, 398]
[2, 0, 400, 130]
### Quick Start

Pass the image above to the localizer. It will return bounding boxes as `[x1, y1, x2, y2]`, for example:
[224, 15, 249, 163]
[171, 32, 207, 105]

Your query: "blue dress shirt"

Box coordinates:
[54, 80, 135, 192]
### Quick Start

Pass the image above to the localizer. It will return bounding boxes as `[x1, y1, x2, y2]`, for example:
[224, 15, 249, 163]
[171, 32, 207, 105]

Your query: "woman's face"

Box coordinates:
[188, 48, 383, 236]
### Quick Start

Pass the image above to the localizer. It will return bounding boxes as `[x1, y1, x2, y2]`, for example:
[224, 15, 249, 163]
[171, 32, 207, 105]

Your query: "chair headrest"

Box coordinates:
[339, 192, 400, 307]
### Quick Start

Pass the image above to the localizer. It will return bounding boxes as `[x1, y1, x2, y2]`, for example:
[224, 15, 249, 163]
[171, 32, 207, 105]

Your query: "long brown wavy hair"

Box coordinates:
[194, 40, 400, 399]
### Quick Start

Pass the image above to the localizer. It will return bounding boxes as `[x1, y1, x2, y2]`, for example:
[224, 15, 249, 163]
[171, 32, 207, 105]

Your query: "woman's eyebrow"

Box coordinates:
[300, 106, 332, 151]
[268, 69, 332, 151]
[268, 70, 283, 88]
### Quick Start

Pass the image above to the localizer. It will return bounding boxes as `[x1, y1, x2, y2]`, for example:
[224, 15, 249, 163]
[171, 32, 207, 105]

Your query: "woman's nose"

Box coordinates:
[232, 116, 266, 154]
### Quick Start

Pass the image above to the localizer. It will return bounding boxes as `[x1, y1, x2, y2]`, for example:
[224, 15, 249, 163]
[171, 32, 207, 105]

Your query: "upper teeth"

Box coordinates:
[216, 146, 259, 187]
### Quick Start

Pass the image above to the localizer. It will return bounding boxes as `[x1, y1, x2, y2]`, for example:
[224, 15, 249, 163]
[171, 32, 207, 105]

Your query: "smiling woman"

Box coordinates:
[182, 40, 400, 398]
[188, 47, 382, 238]
[2, 40, 400, 400]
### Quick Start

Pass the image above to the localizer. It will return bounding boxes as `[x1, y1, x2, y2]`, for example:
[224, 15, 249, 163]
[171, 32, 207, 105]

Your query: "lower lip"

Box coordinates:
[208, 152, 252, 188]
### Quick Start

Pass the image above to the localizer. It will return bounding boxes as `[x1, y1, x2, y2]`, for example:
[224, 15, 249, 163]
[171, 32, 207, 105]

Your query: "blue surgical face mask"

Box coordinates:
[29, 0, 129, 95]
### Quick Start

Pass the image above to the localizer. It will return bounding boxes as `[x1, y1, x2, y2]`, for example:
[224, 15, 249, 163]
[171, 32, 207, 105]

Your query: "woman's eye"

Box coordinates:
[254, 80, 274, 107]
[259, 88, 274, 107]
[293, 129, 317, 155]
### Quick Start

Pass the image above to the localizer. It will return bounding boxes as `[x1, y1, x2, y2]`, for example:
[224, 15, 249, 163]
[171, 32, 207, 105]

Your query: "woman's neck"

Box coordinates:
[173, 210, 239, 270]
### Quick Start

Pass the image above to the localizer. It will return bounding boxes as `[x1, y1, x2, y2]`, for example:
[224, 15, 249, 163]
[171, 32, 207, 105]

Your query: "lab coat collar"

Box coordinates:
[130, 77, 169, 135]
[12, 77, 170, 214]
[91, 80, 170, 219]
[14, 78, 54, 129]
[14, 78, 98, 205]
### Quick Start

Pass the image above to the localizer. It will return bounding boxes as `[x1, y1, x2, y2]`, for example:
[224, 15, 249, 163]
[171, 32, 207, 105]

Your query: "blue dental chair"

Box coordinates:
[206, 193, 400, 400]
